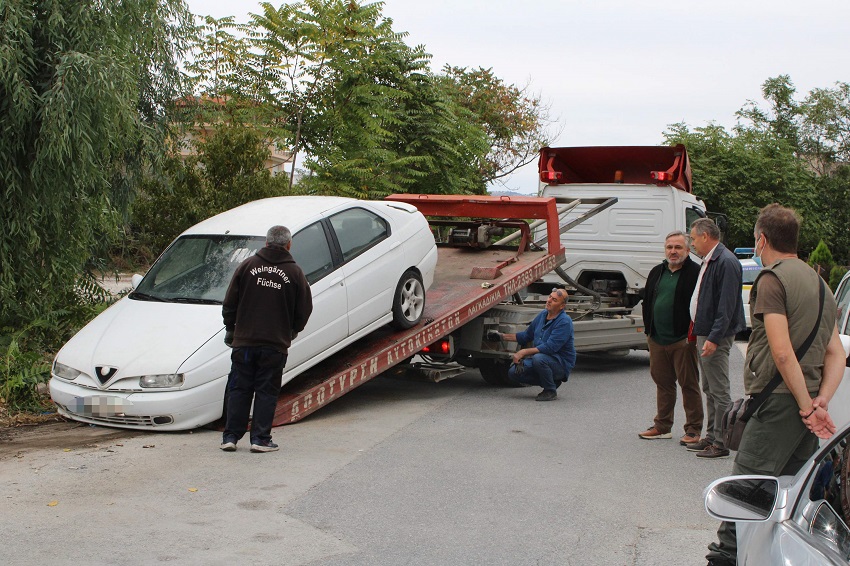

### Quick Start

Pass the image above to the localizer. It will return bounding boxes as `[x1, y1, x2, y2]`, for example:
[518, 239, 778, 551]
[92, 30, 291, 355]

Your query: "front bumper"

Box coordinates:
[49, 375, 227, 431]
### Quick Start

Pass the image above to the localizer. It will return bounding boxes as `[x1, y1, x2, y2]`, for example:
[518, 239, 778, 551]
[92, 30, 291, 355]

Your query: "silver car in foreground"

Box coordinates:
[705, 421, 850, 565]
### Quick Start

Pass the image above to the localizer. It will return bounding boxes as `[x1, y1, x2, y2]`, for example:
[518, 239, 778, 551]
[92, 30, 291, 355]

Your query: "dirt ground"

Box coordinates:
[0, 406, 141, 461]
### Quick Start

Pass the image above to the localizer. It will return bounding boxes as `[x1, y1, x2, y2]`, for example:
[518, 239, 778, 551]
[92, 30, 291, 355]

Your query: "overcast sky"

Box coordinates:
[186, 0, 850, 193]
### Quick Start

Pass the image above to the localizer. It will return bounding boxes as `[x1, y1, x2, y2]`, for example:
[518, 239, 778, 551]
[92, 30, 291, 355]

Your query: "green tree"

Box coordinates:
[664, 76, 834, 255]
[186, 1, 511, 199]
[800, 81, 850, 169]
[0, 0, 193, 331]
[132, 124, 291, 255]
[664, 121, 817, 250]
[439, 65, 558, 185]
[808, 240, 835, 275]
[737, 75, 802, 150]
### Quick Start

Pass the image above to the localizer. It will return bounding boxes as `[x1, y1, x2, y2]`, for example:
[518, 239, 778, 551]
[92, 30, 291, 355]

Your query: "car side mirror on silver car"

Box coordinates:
[131, 273, 144, 290]
[704, 475, 779, 522]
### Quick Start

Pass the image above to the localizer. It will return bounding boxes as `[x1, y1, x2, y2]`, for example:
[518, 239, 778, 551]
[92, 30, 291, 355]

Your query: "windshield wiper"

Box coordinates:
[169, 297, 222, 305]
[128, 292, 166, 302]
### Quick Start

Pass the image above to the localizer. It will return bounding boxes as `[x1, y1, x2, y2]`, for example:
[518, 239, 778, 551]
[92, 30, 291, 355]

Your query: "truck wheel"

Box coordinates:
[478, 358, 518, 387]
[391, 270, 425, 329]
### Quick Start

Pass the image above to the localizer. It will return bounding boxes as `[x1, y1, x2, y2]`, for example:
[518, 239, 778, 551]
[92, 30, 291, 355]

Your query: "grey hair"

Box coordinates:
[690, 218, 720, 240]
[665, 230, 687, 241]
[266, 225, 292, 247]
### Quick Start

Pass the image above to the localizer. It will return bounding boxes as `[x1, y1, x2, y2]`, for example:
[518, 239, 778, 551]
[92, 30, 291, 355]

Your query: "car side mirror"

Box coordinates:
[131, 274, 144, 290]
[704, 476, 779, 522]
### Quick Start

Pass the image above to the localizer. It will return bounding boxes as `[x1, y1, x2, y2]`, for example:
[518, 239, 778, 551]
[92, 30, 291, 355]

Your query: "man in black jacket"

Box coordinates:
[638, 231, 704, 445]
[220, 225, 313, 453]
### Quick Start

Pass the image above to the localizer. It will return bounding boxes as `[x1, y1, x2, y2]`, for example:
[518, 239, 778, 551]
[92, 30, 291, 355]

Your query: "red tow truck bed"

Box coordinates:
[273, 195, 565, 425]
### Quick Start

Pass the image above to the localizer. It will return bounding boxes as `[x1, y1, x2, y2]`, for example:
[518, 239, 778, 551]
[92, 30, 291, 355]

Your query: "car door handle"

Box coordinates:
[329, 277, 343, 286]
[389, 242, 401, 250]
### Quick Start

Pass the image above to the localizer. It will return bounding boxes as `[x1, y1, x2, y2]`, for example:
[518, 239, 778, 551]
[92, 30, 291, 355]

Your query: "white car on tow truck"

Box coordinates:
[49, 196, 437, 430]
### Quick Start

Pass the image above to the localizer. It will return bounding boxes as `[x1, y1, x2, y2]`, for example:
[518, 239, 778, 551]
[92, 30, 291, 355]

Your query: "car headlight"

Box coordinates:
[139, 373, 184, 388]
[53, 360, 81, 381]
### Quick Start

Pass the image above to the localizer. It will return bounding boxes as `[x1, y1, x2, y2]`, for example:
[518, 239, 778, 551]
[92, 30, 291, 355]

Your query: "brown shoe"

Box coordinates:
[638, 426, 672, 440]
[680, 433, 700, 446]
[695, 445, 730, 459]
[685, 438, 712, 452]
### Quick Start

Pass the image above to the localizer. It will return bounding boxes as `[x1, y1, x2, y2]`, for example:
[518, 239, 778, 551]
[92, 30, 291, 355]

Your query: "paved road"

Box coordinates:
[2, 346, 749, 565]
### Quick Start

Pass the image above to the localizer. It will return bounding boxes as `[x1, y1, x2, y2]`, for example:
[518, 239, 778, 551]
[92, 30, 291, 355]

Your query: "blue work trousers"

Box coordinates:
[224, 346, 287, 444]
[507, 353, 568, 391]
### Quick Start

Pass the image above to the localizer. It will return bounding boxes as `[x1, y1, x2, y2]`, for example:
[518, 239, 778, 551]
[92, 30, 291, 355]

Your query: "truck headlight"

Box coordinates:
[139, 373, 184, 388]
[53, 361, 81, 381]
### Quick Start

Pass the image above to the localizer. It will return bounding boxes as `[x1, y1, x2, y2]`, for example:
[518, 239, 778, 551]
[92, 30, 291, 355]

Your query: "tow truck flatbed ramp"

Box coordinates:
[274, 195, 565, 425]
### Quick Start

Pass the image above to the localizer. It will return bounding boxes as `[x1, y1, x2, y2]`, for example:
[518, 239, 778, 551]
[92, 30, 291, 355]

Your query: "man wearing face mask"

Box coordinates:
[686, 218, 746, 459]
[705, 204, 844, 566]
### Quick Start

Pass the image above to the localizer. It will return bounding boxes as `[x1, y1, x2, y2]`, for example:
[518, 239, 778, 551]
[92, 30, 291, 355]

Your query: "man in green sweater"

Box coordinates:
[638, 231, 703, 444]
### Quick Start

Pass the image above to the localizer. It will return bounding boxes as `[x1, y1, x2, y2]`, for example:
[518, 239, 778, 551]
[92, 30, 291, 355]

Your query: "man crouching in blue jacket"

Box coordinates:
[496, 288, 576, 401]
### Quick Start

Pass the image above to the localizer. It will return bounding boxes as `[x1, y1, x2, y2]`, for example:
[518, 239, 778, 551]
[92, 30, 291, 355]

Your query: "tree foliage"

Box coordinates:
[438, 66, 558, 185]
[665, 75, 850, 263]
[0, 0, 193, 332]
[132, 124, 291, 256]
[809, 240, 835, 272]
[185, 2, 555, 198]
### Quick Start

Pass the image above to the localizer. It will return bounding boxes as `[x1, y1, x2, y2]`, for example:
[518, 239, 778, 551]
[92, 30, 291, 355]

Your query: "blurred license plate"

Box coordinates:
[72, 396, 132, 417]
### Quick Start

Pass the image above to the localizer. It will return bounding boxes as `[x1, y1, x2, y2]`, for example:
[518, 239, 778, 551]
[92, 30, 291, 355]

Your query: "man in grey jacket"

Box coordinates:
[686, 218, 746, 459]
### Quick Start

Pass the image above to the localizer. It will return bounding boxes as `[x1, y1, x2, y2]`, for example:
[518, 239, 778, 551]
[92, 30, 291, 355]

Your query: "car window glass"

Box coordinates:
[329, 208, 389, 262]
[811, 502, 850, 560]
[741, 264, 762, 285]
[136, 235, 263, 302]
[835, 276, 850, 334]
[291, 222, 334, 284]
[685, 206, 704, 231]
[806, 434, 850, 544]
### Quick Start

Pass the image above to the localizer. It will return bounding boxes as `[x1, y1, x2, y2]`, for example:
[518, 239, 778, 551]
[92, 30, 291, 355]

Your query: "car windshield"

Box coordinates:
[132, 235, 264, 303]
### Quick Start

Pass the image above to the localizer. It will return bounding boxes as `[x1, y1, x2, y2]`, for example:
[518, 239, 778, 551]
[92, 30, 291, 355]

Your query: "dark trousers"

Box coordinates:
[647, 337, 703, 435]
[706, 393, 819, 565]
[223, 346, 286, 444]
[507, 353, 568, 391]
[697, 334, 734, 448]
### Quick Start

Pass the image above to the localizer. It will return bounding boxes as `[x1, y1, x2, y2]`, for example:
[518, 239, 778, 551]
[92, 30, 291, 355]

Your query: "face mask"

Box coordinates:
[753, 236, 764, 266]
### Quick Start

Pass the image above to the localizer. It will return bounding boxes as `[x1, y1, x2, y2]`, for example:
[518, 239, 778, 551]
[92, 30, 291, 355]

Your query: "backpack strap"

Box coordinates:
[742, 277, 826, 420]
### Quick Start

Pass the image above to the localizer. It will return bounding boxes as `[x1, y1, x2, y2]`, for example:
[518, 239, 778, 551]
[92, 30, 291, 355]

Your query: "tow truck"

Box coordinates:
[274, 194, 568, 424]
[271, 145, 700, 425]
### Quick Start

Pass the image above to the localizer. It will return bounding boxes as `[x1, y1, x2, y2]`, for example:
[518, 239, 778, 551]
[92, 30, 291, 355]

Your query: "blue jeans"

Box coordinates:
[224, 346, 286, 444]
[507, 353, 568, 391]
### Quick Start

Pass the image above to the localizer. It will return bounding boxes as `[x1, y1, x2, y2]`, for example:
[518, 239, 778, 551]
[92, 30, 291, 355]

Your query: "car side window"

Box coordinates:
[805, 436, 850, 551]
[835, 276, 850, 334]
[291, 222, 334, 284]
[329, 208, 389, 262]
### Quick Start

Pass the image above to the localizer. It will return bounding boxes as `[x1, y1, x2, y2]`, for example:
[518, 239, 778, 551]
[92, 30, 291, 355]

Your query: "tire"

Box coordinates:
[391, 269, 425, 329]
[478, 358, 519, 387]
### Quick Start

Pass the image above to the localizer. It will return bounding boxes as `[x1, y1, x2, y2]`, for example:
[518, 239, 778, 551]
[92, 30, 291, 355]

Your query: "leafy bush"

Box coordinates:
[0, 275, 112, 413]
[130, 125, 291, 259]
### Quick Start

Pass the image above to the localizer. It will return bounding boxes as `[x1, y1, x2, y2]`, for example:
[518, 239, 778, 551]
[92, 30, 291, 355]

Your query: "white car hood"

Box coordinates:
[57, 297, 224, 384]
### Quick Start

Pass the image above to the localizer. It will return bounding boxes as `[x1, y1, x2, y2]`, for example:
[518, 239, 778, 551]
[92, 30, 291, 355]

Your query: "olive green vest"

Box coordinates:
[743, 258, 836, 395]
